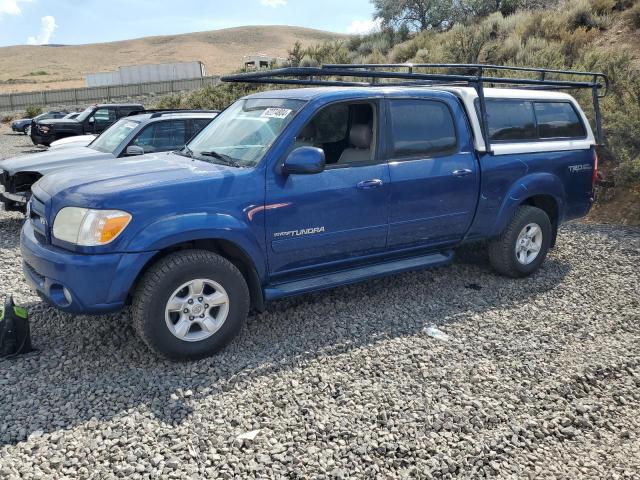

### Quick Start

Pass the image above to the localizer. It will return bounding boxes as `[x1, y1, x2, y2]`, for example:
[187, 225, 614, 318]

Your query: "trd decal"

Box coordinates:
[274, 227, 326, 238]
[568, 164, 592, 173]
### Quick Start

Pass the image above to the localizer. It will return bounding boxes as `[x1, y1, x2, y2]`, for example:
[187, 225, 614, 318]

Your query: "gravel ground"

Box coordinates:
[1, 125, 640, 479]
[0, 126, 46, 160]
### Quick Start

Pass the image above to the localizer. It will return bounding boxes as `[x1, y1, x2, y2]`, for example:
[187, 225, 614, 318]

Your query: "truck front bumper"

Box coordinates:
[1, 190, 28, 212]
[30, 132, 54, 146]
[20, 221, 157, 314]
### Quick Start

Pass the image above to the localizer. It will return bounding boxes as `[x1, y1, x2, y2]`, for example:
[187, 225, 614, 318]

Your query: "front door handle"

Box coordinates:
[357, 179, 384, 190]
[452, 169, 473, 177]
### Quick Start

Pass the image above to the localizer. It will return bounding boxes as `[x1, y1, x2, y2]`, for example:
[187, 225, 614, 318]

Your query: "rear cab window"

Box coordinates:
[478, 99, 587, 142]
[534, 102, 586, 139]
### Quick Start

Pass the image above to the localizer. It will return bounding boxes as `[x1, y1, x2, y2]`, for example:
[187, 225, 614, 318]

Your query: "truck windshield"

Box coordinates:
[75, 107, 95, 123]
[186, 98, 305, 167]
[90, 119, 139, 153]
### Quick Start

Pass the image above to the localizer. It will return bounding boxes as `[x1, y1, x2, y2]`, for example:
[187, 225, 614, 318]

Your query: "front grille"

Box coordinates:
[29, 195, 49, 244]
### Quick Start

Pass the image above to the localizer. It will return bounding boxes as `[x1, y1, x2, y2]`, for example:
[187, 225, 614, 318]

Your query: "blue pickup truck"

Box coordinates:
[19, 64, 605, 359]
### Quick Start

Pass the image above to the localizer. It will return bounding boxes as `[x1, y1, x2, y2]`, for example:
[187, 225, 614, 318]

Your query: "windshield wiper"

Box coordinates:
[199, 150, 244, 168]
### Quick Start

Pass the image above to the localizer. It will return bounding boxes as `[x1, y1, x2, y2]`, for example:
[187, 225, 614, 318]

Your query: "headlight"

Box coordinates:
[40, 126, 50, 133]
[53, 207, 132, 246]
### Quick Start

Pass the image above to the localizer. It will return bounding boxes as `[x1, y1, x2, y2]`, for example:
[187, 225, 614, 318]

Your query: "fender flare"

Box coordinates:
[491, 173, 566, 237]
[125, 212, 267, 280]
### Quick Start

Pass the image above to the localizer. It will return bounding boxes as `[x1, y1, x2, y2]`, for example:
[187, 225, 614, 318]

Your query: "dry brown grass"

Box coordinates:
[0, 25, 344, 93]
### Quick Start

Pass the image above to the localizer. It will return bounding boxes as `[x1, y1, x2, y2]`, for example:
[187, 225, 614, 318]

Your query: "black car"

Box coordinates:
[11, 111, 67, 134]
[31, 103, 144, 146]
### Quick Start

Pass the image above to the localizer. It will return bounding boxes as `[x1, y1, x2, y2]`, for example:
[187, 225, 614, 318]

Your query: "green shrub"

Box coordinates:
[25, 105, 42, 118]
[559, 27, 598, 63]
[567, 0, 601, 29]
[155, 82, 267, 111]
[501, 0, 521, 16]
[626, 1, 640, 26]
[440, 23, 492, 63]
[590, 0, 617, 14]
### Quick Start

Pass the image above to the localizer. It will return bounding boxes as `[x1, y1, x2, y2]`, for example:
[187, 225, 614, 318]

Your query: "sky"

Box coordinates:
[0, 0, 378, 47]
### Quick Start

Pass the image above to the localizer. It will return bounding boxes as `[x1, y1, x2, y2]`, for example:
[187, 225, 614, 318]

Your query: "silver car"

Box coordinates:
[0, 110, 217, 212]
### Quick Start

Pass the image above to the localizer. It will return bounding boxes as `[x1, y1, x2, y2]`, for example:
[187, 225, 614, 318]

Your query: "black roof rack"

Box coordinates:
[221, 63, 608, 151]
[127, 109, 220, 118]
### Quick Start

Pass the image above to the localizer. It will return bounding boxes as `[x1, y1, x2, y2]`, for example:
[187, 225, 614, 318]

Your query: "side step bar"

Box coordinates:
[264, 250, 454, 300]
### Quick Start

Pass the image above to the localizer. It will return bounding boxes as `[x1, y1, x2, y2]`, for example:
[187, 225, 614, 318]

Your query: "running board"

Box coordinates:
[264, 250, 454, 300]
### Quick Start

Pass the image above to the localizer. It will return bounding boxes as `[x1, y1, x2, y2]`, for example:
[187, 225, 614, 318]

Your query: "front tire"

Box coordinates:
[488, 206, 552, 278]
[132, 250, 250, 360]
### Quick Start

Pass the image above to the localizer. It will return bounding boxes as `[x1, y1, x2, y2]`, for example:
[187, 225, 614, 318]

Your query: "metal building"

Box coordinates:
[86, 61, 206, 87]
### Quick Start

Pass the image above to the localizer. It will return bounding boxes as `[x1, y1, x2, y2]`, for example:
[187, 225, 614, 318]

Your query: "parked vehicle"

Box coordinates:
[30, 103, 144, 146]
[1, 110, 217, 211]
[49, 134, 97, 150]
[19, 64, 606, 360]
[11, 111, 67, 134]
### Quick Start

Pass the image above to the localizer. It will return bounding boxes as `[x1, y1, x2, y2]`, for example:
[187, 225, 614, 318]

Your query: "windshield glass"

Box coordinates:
[90, 119, 139, 153]
[75, 107, 95, 123]
[187, 98, 305, 167]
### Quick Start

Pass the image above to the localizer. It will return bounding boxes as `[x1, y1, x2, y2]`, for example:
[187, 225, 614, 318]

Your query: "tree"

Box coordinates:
[372, 0, 454, 31]
[287, 41, 304, 67]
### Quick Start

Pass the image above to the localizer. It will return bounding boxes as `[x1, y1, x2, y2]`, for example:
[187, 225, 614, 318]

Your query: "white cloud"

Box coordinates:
[261, 0, 286, 7]
[0, 0, 32, 18]
[27, 15, 58, 45]
[346, 18, 382, 35]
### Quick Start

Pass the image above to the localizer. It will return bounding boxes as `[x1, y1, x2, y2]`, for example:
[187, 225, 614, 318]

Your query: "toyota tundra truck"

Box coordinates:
[19, 64, 605, 360]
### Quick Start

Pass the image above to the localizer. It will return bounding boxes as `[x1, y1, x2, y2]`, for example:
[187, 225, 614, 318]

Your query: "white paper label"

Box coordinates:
[261, 108, 292, 119]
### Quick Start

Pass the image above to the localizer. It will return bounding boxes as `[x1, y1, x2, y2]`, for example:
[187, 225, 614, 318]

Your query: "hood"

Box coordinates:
[35, 152, 235, 200]
[36, 118, 80, 127]
[0, 147, 111, 175]
[49, 135, 96, 150]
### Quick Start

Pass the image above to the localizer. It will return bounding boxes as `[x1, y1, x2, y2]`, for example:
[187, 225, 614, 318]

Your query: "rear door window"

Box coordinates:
[132, 120, 188, 153]
[389, 99, 457, 158]
[117, 106, 143, 118]
[484, 100, 537, 142]
[534, 102, 586, 139]
[92, 108, 117, 129]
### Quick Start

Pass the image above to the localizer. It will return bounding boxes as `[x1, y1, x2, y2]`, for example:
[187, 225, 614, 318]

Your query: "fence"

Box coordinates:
[0, 76, 221, 112]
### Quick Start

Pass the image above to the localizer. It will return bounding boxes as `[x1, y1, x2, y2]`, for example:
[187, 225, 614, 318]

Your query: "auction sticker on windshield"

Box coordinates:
[261, 108, 292, 119]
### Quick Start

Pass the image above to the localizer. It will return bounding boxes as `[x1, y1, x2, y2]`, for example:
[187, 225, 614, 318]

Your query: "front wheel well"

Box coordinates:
[129, 239, 265, 312]
[520, 195, 559, 247]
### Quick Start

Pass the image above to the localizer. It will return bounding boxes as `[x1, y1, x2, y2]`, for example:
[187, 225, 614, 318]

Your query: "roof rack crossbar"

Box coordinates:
[221, 64, 609, 147]
[149, 109, 219, 118]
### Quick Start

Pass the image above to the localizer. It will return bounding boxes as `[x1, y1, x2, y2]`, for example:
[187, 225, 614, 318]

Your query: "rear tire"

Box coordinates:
[132, 249, 250, 360]
[488, 206, 552, 278]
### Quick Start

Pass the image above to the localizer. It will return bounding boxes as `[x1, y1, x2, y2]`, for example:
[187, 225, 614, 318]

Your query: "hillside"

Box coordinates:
[0, 25, 344, 93]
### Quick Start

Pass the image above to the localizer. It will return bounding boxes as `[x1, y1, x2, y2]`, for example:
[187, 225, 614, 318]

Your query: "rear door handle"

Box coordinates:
[357, 179, 384, 189]
[452, 169, 473, 177]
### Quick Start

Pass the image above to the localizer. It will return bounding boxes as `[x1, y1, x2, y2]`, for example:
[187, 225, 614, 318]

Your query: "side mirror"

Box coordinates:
[88, 117, 95, 124]
[125, 145, 145, 156]
[282, 147, 325, 175]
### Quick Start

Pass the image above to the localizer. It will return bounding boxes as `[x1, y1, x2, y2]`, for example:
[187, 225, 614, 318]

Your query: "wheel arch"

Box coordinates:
[491, 173, 566, 244]
[128, 238, 265, 312]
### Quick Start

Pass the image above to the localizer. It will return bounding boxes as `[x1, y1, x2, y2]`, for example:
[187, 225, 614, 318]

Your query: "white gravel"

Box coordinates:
[1, 125, 640, 479]
[0, 125, 46, 160]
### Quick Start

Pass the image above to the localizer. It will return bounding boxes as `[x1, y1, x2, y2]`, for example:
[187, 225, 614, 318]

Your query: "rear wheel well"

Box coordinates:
[129, 239, 265, 312]
[521, 195, 559, 247]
